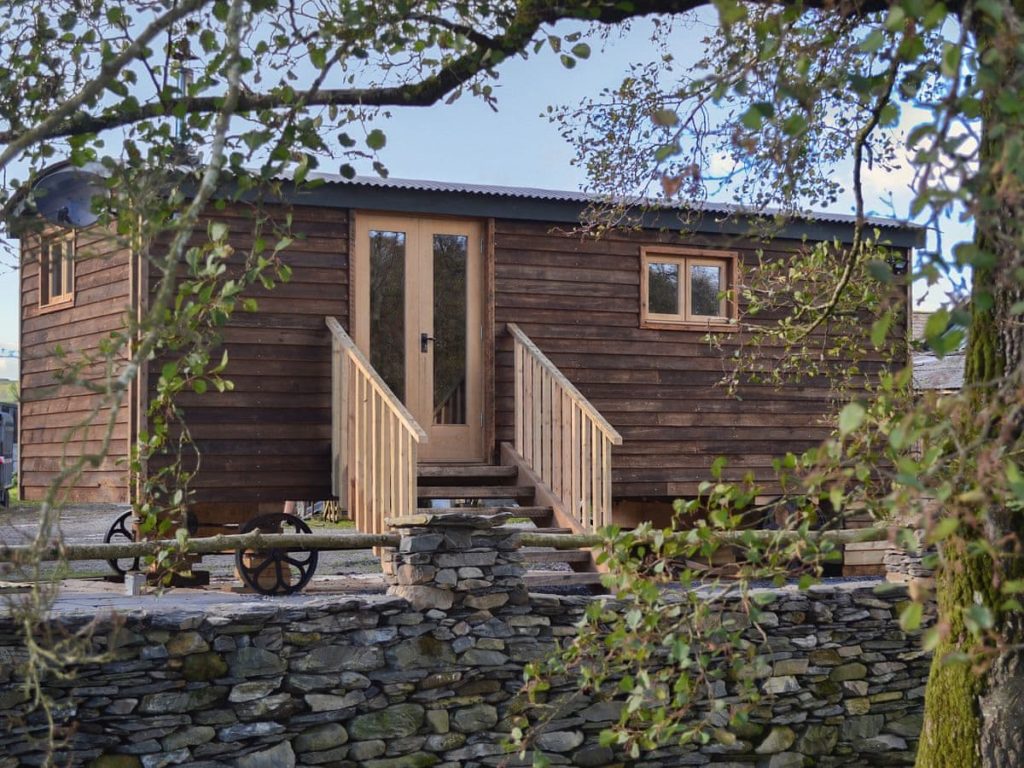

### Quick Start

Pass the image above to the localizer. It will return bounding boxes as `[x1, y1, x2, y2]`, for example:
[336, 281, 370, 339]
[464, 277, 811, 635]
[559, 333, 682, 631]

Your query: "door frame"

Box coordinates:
[350, 210, 494, 464]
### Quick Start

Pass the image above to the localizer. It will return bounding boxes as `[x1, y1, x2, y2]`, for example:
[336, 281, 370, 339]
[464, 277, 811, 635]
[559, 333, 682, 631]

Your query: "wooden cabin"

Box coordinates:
[16, 175, 921, 579]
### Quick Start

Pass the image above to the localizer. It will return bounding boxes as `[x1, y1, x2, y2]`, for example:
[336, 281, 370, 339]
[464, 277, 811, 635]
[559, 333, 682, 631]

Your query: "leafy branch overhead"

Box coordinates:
[7, 0, 1024, 767]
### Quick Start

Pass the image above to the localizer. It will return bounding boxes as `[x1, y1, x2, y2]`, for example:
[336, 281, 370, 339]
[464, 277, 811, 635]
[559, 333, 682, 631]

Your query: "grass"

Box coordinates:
[308, 517, 356, 531]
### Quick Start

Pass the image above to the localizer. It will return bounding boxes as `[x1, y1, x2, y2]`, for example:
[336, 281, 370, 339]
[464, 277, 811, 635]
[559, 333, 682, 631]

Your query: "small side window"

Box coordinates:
[640, 247, 737, 330]
[39, 234, 75, 309]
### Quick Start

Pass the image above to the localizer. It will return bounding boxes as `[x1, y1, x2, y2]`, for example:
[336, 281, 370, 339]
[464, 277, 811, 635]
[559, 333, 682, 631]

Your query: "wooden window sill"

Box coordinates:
[641, 318, 739, 333]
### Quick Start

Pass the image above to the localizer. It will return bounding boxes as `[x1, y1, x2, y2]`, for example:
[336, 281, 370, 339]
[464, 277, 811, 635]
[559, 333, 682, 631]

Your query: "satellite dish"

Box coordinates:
[29, 161, 109, 229]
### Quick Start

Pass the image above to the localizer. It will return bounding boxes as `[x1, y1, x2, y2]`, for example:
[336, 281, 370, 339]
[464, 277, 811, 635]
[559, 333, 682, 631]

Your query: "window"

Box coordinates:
[39, 234, 75, 309]
[640, 247, 737, 330]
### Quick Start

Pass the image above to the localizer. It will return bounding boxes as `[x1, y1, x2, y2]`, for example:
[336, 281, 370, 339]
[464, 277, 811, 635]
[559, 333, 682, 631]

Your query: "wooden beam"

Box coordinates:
[0, 531, 401, 564]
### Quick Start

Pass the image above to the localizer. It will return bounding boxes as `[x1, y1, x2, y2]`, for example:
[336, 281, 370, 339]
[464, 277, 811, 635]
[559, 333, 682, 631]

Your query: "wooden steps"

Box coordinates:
[415, 463, 602, 593]
[417, 465, 518, 483]
[416, 485, 535, 501]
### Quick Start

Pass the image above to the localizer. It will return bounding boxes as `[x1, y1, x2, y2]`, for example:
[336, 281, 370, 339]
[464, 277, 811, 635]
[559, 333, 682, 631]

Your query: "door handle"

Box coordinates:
[420, 332, 434, 353]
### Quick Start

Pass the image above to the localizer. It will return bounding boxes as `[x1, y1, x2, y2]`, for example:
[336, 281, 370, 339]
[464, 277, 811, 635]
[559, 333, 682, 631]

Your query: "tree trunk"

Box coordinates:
[917, 5, 1024, 762]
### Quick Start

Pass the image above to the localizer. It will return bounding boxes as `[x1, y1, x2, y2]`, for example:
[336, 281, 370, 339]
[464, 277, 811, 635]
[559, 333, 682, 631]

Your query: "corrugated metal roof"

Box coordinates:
[297, 172, 923, 233]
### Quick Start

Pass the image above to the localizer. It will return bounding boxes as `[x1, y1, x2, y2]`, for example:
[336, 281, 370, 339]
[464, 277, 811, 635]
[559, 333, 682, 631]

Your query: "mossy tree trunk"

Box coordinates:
[917, 4, 1024, 763]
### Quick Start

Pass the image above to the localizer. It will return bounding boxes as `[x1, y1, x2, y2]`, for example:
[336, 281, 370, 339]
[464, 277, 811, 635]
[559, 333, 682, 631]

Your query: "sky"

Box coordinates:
[0, 12, 968, 383]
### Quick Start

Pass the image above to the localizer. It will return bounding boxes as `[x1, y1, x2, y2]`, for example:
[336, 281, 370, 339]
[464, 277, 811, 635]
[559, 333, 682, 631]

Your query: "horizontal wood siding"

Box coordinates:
[146, 204, 348, 509]
[493, 219, 906, 499]
[19, 227, 132, 503]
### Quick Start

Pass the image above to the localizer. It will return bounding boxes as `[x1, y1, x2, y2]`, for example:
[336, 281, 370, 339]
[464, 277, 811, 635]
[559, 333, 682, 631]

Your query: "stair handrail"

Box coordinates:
[326, 316, 427, 535]
[508, 322, 622, 533]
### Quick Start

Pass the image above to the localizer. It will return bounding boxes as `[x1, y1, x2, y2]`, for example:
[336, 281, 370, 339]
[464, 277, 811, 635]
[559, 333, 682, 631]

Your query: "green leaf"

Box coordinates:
[838, 402, 866, 436]
[740, 102, 774, 131]
[941, 43, 961, 78]
[652, 109, 679, 127]
[965, 603, 994, 633]
[976, 0, 1004, 20]
[867, 260, 894, 283]
[930, 517, 959, 541]
[571, 43, 591, 59]
[885, 5, 907, 30]
[710, 456, 727, 479]
[899, 601, 923, 632]
[859, 29, 886, 53]
[871, 314, 892, 348]
[366, 129, 387, 150]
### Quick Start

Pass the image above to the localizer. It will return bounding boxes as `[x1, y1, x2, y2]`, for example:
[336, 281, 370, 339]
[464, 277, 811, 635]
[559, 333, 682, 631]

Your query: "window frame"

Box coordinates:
[38, 232, 76, 311]
[640, 246, 738, 332]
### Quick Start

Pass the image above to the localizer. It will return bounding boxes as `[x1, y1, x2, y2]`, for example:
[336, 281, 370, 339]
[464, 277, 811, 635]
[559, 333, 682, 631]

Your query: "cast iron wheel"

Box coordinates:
[104, 510, 140, 576]
[235, 512, 318, 596]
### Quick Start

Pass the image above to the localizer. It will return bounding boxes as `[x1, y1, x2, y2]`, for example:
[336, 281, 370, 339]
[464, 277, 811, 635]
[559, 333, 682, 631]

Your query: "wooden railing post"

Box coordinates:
[331, 334, 349, 510]
[507, 323, 623, 534]
[326, 317, 427, 536]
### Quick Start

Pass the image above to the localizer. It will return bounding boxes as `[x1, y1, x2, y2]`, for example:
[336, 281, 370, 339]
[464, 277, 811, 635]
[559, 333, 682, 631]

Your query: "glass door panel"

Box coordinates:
[432, 234, 468, 425]
[369, 230, 406, 400]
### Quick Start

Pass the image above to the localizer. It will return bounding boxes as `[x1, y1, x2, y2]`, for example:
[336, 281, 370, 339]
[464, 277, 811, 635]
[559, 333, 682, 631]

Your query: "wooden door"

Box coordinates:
[354, 214, 484, 463]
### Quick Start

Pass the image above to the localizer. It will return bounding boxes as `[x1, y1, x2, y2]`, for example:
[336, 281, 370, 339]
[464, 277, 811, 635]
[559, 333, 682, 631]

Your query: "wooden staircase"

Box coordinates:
[416, 464, 604, 590]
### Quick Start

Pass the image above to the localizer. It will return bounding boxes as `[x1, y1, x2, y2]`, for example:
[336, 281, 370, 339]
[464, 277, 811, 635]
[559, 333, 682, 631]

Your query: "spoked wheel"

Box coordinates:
[104, 510, 140, 576]
[235, 513, 318, 596]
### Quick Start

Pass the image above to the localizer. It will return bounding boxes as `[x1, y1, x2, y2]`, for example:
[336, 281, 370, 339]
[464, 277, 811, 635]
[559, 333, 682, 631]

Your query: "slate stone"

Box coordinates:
[756, 726, 796, 754]
[165, 632, 209, 657]
[182, 652, 228, 682]
[138, 686, 226, 715]
[290, 644, 384, 673]
[798, 725, 839, 755]
[572, 745, 615, 767]
[389, 636, 457, 670]
[140, 750, 188, 768]
[304, 691, 364, 712]
[162, 726, 215, 751]
[452, 704, 498, 733]
[535, 730, 584, 753]
[347, 740, 387, 761]
[294, 723, 349, 753]
[228, 647, 285, 677]
[348, 704, 425, 740]
[830, 662, 868, 682]
[362, 753, 439, 768]
[235, 741, 295, 768]
[426, 709, 450, 734]
[388, 586, 455, 611]
[216, 722, 286, 742]
[228, 680, 279, 703]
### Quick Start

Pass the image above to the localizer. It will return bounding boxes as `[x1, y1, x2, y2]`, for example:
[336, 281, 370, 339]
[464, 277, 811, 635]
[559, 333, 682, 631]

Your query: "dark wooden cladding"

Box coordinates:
[19, 226, 133, 503]
[491, 218, 908, 499]
[145, 204, 348, 509]
[18, 192, 909, 518]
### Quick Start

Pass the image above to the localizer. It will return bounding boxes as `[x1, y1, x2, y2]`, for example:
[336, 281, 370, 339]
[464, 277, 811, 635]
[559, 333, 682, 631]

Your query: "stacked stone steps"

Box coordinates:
[521, 549, 591, 564]
[415, 463, 603, 592]
[523, 571, 604, 587]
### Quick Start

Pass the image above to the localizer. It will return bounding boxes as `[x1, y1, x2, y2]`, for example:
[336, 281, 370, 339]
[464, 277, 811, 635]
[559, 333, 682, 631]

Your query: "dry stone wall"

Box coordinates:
[0, 515, 932, 767]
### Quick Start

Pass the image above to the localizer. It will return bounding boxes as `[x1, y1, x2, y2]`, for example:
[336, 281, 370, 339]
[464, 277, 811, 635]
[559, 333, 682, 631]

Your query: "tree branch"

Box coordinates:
[0, 0, 898, 149]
